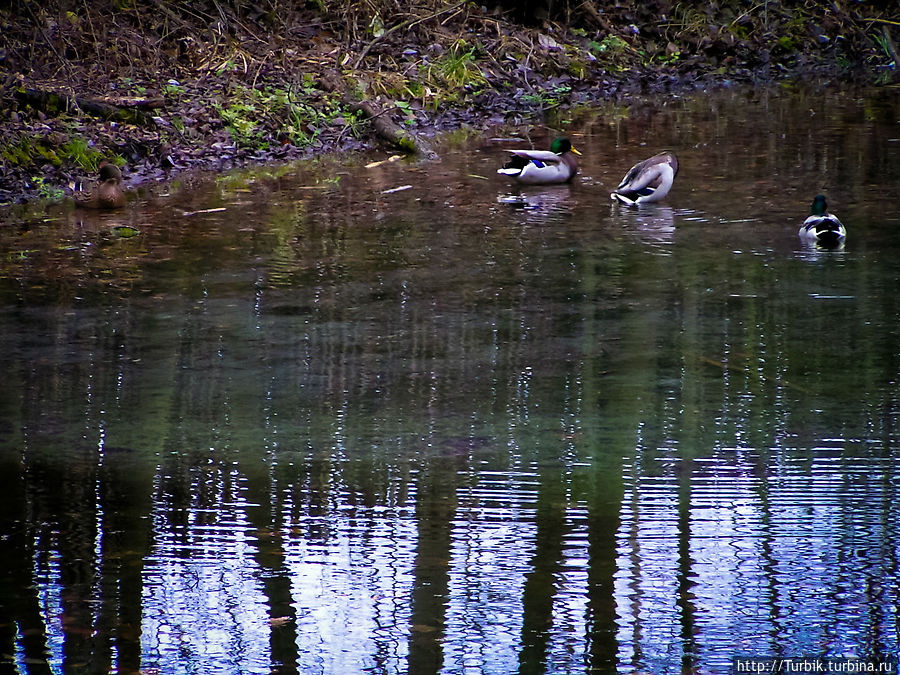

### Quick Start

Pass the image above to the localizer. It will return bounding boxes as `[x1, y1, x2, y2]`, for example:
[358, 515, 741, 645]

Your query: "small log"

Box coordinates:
[14, 87, 158, 127]
[97, 95, 166, 109]
[319, 70, 439, 161]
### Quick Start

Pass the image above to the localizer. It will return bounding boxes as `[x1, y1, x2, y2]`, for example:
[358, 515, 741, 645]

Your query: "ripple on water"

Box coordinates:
[285, 510, 418, 674]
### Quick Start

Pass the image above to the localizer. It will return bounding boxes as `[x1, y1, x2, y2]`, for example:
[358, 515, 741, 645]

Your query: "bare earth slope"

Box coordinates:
[1, 0, 896, 204]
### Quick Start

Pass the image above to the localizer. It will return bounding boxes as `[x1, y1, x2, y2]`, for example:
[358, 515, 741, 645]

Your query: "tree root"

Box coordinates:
[319, 70, 439, 161]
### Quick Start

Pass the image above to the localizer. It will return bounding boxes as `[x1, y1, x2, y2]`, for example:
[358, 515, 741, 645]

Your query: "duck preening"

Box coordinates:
[610, 151, 679, 205]
[798, 195, 846, 247]
[497, 137, 581, 185]
[74, 161, 126, 209]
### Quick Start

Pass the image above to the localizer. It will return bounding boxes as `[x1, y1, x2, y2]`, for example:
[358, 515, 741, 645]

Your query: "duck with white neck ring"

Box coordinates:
[497, 137, 581, 185]
[798, 195, 846, 247]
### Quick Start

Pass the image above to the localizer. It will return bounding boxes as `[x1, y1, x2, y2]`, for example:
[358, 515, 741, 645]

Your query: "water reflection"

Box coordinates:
[611, 203, 677, 248]
[617, 450, 899, 674]
[1, 85, 899, 674]
[497, 186, 575, 223]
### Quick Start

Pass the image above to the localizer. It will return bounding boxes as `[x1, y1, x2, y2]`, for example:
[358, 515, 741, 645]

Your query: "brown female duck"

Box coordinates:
[74, 161, 126, 209]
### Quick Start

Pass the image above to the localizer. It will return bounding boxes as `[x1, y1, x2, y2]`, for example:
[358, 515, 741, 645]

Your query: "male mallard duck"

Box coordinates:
[798, 195, 846, 246]
[74, 161, 126, 209]
[610, 151, 678, 205]
[497, 137, 581, 185]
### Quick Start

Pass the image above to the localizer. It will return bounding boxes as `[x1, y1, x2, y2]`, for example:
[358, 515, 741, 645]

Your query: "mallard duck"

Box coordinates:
[74, 161, 126, 209]
[798, 195, 846, 246]
[497, 137, 581, 185]
[610, 151, 678, 205]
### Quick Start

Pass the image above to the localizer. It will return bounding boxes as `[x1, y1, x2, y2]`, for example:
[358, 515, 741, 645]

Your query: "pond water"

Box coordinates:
[1, 85, 899, 675]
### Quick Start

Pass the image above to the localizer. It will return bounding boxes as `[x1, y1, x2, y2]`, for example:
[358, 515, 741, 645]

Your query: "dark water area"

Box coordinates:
[1, 85, 899, 674]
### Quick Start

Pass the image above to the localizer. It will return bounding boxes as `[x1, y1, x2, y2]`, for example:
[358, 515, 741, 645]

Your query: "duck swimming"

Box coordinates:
[497, 137, 581, 185]
[798, 195, 846, 247]
[610, 151, 678, 205]
[74, 161, 127, 209]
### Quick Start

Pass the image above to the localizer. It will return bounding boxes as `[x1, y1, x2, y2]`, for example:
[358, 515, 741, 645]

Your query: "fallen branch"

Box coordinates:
[14, 87, 159, 127]
[866, 18, 900, 28]
[382, 184, 413, 194]
[880, 25, 898, 70]
[181, 207, 227, 216]
[319, 70, 439, 160]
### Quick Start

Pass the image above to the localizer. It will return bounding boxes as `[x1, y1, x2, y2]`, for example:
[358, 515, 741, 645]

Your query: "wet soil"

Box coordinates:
[0, 1, 897, 206]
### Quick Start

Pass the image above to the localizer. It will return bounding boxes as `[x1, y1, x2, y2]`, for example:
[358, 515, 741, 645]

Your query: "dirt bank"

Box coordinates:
[1, 0, 897, 205]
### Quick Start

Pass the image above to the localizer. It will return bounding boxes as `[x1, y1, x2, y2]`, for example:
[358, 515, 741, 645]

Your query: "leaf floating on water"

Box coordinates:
[112, 225, 140, 238]
[381, 184, 413, 194]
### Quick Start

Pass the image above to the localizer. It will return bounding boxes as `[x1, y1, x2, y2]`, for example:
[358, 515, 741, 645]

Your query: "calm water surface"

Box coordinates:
[1, 86, 899, 674]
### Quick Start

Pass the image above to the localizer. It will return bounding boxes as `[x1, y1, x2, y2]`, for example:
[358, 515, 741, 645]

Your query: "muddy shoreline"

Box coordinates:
[1, 1, 896, 206]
